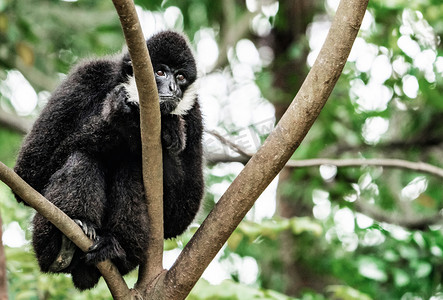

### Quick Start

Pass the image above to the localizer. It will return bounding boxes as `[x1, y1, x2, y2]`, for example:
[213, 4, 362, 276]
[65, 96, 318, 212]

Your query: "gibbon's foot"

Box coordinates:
[71, 264, 102, 291]
[85, 234, 126, 265]
[74, 219, 97, 240]
[48, 219, 99, 272]
[48, 234, 76, 272]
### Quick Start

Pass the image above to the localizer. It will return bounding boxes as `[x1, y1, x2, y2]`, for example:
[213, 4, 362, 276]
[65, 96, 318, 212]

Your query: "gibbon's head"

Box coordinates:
[122, 31, 198, 116]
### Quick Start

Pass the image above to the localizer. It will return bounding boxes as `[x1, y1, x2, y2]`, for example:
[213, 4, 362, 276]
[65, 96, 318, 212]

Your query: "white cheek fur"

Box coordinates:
[120, 75, 197, 116]
[171, 80, 198, 116]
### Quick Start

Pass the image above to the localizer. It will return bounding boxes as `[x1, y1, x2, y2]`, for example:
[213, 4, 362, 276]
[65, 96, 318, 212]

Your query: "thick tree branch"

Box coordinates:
[0, 162, 131, 299]
[111, 0, 164, 293]
[164, 0, 369, 298]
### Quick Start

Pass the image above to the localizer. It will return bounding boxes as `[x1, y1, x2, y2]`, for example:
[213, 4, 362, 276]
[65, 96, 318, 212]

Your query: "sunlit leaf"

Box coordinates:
[412, 260, 432, 278]
[393, 268, 410, 287]
[357, 256, 388, 282]
[290, 217, 323, 236]
[327, 285, 373, 300]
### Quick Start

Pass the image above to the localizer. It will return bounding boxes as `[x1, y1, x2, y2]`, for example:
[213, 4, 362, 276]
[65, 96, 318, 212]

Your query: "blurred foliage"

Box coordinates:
[188, 279, 298, 300]
[0, 0, 443, 299]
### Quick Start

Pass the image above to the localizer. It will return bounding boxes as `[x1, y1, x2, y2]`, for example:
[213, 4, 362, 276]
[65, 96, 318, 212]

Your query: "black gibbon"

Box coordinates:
[13, 31, 204, 290]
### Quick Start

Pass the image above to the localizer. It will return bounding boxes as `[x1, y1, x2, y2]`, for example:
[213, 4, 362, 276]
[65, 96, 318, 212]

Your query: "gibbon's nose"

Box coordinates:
[158, 76, 177, 98]
[169, 80, 177, 93]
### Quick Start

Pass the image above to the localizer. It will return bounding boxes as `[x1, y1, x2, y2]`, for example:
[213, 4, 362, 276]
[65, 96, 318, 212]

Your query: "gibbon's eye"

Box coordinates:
[176, 74, 185, 82]
[156, 70, 165, 76]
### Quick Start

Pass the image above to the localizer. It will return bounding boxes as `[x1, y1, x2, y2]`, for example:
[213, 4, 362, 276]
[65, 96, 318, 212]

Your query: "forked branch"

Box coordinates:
[0, 0, 370, 299]
[164, 0, 369, 298]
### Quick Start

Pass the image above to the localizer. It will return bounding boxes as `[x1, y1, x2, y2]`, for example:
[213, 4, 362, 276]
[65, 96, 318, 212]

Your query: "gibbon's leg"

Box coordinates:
[71, 262, 102, 290]
[32, 151, 106, 273]
[48, 219, 98, 271]
[86, 159, 148, 275]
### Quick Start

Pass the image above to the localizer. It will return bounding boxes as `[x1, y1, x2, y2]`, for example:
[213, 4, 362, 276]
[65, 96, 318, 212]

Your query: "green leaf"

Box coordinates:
[412, 260, 432, 278]
[357, 256, 388, 282]
[327, 285, 373, 300]
[290, 217, 323, 236]
[393, 268, 410, 287]
[189, 279, 297, 300]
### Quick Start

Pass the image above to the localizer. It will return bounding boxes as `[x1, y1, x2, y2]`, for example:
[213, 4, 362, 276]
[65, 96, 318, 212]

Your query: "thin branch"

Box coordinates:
[164, 0, 369, 298]
[0, 109, 33, 135]
[285, 158, 443, 179]
[15, 59, 59, 92]
[204, 130, 443, 179]
[211, 10, 256, 71]
[208, 130, 443, 229]
[355, 199, 443, 230]
[0, 162, 131, 299]
[204, 152, 250, 165]
[205, 129, 254, 158]
[111, 0, 164, 292]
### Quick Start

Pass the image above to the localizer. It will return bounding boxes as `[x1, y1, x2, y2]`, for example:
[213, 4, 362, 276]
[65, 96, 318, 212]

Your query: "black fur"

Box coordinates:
[14, 31, 203, 290]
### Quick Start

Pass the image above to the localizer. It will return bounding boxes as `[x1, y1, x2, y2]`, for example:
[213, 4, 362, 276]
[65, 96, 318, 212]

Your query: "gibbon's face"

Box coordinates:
[154, 63, 197, 116]
[121, 31, 198, 116]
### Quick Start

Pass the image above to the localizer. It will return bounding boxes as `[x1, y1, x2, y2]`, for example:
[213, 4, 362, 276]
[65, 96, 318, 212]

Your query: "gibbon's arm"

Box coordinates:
[50, 84, 142, 163]
[14, 58, 123, 203]
[163, 100, 204, 238]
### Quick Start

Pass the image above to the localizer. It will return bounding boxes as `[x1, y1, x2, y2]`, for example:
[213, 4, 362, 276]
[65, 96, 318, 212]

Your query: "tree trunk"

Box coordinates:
[0, 213, 8, 300]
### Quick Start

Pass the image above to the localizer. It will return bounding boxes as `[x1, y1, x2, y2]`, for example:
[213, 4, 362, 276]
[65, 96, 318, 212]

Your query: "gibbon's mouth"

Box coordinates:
[159, 96, 179, 114]
[159, 95, 180, 102]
